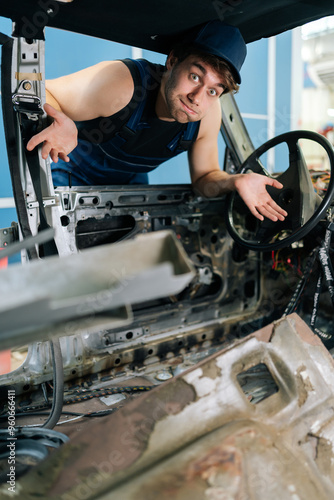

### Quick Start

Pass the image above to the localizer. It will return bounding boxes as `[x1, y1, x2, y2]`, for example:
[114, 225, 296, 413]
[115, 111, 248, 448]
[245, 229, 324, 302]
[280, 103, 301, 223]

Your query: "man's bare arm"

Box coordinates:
[26, 61, 134, 161]
[189, 100, 287, 222]
[45, 61, 134, 120]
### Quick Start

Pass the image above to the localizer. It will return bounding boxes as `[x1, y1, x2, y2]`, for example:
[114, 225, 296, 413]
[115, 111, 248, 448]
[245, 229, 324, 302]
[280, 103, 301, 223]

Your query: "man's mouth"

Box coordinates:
[180, 99, 197, 115]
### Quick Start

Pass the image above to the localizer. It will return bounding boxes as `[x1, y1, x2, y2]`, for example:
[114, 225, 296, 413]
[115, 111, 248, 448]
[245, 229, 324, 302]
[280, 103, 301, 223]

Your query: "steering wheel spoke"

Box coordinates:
[226, 131, 334, 251]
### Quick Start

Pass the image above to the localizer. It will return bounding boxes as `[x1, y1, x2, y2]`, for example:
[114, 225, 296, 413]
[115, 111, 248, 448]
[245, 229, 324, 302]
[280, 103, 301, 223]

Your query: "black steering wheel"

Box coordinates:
[225, 130, 334, 251]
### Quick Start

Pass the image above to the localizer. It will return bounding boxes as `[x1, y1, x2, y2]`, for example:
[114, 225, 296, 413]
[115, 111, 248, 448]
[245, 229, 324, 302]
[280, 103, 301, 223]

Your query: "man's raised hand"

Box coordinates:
[26, 103, 78, 163]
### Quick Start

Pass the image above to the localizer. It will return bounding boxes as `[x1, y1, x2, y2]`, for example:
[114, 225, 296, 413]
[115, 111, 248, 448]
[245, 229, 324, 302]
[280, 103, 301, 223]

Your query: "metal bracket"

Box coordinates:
[12, 92, 43, 120]
[0, 223, 19, 249]
[27, 197, 57, 209]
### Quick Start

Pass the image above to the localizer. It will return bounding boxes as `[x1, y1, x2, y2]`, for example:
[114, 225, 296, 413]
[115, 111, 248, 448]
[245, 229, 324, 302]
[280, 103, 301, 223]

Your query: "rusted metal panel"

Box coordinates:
[6, 313, 334, 499]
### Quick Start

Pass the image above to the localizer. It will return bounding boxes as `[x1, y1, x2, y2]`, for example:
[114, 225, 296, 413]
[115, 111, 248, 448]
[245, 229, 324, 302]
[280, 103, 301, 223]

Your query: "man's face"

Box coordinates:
[163, 55, 225, 123]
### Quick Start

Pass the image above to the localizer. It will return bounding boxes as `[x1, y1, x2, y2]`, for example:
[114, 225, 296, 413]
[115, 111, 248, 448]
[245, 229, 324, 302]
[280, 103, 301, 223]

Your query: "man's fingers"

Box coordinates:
[263, 207, 281, 221]
[269, 179, 283, 189]
[50, 149, 59, 163]
[264, 203, 286, 220]
[26, 132, 44, 151]
[256, 206, 278, 222]
[255, 202, 286, 222]
[267, 199, 288, 217]
[41, 142, 52, 160]
[248, 206, 264, 221]
[58, 152, 70, 162]
[27, 132, 70, 163]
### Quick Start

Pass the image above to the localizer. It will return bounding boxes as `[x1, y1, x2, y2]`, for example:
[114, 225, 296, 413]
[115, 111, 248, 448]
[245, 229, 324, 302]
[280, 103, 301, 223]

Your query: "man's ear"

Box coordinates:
[166, 52, 177, 70]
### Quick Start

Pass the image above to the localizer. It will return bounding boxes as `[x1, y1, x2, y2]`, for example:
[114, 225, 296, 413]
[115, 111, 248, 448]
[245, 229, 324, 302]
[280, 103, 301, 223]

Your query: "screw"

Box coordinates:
[22, 81, 32, 91]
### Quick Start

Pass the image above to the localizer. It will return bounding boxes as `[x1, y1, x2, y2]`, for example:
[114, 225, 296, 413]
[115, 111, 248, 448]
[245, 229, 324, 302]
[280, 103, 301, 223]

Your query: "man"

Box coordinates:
[27, 20, 287, 223]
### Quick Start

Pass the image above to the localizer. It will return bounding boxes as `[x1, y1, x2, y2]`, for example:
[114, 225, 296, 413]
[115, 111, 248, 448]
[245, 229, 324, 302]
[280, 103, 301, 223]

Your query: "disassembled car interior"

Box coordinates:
[1, 1, 334, 498]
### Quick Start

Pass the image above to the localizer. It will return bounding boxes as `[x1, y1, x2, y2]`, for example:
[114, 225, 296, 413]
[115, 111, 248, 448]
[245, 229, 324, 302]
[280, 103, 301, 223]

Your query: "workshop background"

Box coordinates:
[0, 16, 333, 237]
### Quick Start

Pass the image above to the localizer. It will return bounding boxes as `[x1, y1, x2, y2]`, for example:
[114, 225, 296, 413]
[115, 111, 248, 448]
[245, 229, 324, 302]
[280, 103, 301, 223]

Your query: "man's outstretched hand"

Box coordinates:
[26, 103, 78, 163]
[234, 172, 288, 222]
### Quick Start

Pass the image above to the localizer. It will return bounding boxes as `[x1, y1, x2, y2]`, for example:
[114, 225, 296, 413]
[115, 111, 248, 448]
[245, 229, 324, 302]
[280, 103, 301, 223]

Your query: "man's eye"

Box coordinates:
[208, 89, 217, 96]
[191, 73, 199, 82]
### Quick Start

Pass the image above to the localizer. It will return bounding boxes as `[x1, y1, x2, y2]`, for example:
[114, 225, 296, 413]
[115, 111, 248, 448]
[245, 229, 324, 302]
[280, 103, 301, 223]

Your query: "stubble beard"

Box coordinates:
[164, 73, 195, 124]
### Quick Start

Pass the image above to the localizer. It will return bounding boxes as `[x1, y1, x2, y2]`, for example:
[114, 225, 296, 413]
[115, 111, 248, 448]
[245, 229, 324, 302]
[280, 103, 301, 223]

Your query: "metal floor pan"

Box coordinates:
[6, 313, 334, 499]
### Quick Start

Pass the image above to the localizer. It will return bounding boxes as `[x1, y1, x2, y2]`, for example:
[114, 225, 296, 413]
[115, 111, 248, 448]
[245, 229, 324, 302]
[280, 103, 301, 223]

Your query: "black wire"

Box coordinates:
[309, 224, 334, 346]
[318, 232, 334, 306]
[42, 339, 64, 429]
[310, 273, 322, 328]
[283, 247, 319, 316]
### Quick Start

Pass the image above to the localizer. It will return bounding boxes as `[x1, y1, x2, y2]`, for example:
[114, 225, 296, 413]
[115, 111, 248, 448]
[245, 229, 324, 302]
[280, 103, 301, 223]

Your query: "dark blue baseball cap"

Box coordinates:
[191, 20, 247, 84]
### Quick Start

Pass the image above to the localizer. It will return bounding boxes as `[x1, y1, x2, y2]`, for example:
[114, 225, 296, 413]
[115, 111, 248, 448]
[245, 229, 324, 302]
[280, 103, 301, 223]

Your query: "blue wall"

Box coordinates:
[0, 19, 294, 229]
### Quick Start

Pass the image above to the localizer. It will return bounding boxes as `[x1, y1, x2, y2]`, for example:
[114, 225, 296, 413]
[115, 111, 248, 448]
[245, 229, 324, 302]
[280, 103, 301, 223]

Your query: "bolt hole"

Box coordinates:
[61, 215, 70, 227]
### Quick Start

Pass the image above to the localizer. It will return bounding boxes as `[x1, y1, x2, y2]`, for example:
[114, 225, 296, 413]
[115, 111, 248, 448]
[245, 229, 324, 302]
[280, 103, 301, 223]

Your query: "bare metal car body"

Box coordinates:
[1, 1, 334, 499]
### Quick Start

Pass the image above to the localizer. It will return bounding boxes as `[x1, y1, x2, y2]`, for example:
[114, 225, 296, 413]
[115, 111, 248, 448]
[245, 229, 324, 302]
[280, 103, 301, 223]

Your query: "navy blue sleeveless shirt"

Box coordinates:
[52, 59, 201, 186]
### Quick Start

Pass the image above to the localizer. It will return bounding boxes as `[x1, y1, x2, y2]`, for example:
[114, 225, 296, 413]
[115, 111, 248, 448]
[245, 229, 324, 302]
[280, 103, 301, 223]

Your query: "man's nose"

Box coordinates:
[188, 86, 204, 104]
